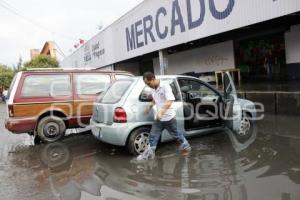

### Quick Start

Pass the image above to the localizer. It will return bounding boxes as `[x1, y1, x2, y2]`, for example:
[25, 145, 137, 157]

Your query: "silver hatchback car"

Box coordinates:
[90, 73, 256, 155]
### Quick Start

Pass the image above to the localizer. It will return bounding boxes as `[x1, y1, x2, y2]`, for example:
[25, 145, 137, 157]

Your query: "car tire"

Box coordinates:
[236, 112, 253, 143]
[127, 127, 151, 155]
[37, 116, 66, 143]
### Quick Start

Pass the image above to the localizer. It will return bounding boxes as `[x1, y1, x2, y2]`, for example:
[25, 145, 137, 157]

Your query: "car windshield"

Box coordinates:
[99, 79, 133, 104]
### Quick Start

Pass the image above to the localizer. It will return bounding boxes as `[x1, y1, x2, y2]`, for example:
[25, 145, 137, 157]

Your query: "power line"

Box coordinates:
[54, 41, 66, 58]
[0, 0, 83, 42]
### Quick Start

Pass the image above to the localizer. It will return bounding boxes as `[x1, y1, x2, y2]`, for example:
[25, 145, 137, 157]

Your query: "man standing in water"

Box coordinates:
[137, 72, 191, 160]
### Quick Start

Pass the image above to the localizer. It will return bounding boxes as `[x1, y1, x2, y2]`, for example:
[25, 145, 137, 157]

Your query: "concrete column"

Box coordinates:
[158, 50, 168, 75]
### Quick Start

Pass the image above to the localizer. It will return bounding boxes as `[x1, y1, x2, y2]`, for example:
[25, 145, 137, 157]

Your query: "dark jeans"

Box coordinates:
[149, 118, 189, 150]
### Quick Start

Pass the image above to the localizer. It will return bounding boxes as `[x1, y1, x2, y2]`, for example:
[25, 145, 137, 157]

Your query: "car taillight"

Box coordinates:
[113, 107, 127, 123]
[8, 105, 14, 117]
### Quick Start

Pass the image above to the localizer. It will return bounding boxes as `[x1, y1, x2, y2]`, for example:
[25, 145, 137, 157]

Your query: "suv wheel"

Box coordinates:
[37, 116, 66, 143]
[127, 127, 151, 155]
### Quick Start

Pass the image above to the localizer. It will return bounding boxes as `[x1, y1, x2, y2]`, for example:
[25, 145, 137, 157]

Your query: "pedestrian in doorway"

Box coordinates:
[264, 50, 275, 80]
[137, 72, 191, 161]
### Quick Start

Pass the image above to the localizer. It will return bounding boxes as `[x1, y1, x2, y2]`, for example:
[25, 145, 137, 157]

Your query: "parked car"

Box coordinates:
[5, 68, 132, 142]
[91, 72, 256, 155]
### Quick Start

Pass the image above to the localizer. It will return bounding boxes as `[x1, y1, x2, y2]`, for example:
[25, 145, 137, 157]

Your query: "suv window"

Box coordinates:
[6, 73, 18, 100]
[75, 74, 110, 95]
[100, 80, 133, 104]
[139, 79, 180, 102]
[21, 75, 71, 97]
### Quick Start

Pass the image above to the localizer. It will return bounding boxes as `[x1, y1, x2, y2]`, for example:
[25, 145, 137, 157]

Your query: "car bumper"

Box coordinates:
[90, 119, 142, 146]
[5, 117, 37, 134]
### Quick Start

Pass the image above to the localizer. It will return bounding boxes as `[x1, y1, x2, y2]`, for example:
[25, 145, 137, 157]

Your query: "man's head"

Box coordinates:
[143, 72, 157, 89]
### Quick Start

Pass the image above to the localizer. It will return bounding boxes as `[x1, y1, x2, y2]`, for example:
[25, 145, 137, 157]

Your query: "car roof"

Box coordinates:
[113, 75, 201, 82]
[134, 75, 200, 80]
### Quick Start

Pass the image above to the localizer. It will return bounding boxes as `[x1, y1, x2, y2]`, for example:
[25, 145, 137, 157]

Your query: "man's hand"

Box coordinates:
[144, 106, 152, 115]
[144, 100, 155, 115]
[156, 100, 173, 120]
[156, 111, 163, 120]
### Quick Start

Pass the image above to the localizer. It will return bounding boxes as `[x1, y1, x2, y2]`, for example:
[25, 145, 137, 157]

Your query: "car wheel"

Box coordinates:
[127, 127, 151, 155]
[236, 112, 253, 142]
[37, 116, 66, 143]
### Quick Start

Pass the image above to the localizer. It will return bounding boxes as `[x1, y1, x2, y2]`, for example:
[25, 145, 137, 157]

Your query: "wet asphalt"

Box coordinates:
[0, 103, 299, 200]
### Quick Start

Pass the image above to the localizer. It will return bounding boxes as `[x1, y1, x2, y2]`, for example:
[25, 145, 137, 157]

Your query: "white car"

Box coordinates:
[91, 72, 256, 155]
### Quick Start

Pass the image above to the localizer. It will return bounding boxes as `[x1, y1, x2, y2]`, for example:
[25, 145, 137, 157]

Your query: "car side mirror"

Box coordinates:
[96, 90, 104, 95]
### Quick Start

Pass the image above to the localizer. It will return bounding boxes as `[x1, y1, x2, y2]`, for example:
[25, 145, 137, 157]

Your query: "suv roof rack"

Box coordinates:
[25, 68, 100, 71]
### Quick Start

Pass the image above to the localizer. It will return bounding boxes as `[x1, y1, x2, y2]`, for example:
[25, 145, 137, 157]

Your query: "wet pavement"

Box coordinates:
[0, 103, 299, 200]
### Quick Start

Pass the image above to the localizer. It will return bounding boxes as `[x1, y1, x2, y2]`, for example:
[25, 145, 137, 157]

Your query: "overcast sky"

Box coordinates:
[0, 0, 143, 67]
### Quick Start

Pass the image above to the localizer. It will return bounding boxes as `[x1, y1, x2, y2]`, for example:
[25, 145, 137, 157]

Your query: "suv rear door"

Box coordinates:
[73, 73, 111, 126]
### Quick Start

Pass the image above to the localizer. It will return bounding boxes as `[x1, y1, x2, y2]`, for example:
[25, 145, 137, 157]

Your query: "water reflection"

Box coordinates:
[7, 122, 300, 200]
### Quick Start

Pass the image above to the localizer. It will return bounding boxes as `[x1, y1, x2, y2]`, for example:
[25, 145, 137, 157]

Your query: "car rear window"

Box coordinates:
[100, 80, 133, 104]
[21, 74, 71, 97]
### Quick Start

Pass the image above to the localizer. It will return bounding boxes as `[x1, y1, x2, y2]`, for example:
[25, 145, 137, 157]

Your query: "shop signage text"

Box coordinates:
[125, 0, 235, 52]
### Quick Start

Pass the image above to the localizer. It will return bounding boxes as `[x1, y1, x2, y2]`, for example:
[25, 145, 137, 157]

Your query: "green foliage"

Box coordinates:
[0, 64, 16, 88]
[23, 55, 59, 70]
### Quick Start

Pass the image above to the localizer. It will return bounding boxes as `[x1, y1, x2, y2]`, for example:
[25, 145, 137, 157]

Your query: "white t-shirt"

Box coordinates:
[151, 83, 176, 121]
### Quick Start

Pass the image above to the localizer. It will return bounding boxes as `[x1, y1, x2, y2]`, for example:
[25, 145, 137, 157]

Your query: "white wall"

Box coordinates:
[153, 41, 235, 75]
[285, 25, 300, 64]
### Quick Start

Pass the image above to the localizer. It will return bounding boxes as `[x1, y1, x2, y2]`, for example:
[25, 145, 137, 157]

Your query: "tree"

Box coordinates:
[0, 64, 16, 89]
[17, 56, 23, 71]
[23, 55, 59, 70]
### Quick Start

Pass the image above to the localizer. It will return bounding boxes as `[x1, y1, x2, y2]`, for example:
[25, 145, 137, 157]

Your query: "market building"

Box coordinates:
[60, 0, 300, 83]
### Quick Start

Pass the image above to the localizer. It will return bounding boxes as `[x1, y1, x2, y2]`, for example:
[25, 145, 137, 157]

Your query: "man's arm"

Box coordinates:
[157, 100, 173, 117]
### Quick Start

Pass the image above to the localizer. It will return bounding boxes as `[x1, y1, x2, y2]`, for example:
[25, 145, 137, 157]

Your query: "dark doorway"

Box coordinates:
[234, 33, 287, 82]
[139, 60, 154, 75]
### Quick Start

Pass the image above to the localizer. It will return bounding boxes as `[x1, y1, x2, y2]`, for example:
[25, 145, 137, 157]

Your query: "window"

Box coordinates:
[224, 74, 233, 99]
[21, 75, 71, 97]
[75, 74, 110, 95]
[178, 79, 217, 100]
[6, 73, 18, 100]
[100, 80, 133, 104]
[115, 74, 132, 80]
[139, 79, 179, 102]
[139, 86, 153, 102]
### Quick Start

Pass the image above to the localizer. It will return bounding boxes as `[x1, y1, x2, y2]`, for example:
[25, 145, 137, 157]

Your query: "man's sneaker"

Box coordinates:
[179, 140, 191, 156]
[180, 146, 191, 156]
[136, 146, 155, 161]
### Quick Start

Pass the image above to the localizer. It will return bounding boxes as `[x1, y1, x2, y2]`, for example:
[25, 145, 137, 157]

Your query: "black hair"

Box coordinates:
[143, 72, 155, 81]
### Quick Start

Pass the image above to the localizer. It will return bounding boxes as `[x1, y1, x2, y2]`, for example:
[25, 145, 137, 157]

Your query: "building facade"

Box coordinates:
[61, 0, 300, 81]
[30, 41, 56, 60]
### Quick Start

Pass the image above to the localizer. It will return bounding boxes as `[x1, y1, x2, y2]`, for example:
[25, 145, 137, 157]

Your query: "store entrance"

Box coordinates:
[234, 33, 287, 82]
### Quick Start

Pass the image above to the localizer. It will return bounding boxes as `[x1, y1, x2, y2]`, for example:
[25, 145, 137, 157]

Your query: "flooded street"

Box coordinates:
[0, 103, 299, 200]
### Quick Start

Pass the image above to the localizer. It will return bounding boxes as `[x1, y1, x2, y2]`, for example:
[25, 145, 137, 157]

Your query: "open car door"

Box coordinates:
[223, 72, 242, 134]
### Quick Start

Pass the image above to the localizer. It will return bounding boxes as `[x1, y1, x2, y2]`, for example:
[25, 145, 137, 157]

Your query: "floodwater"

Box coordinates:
[0, 103, 299, 200]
